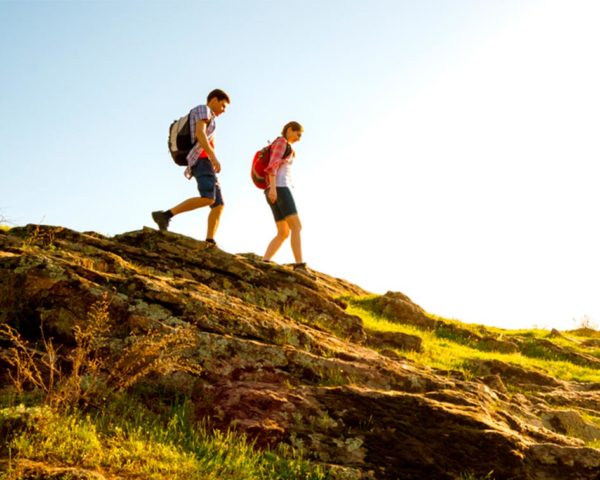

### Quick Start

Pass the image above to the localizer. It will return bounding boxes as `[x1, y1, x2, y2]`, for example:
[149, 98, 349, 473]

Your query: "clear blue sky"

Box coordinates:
[2, 0, 599, 330]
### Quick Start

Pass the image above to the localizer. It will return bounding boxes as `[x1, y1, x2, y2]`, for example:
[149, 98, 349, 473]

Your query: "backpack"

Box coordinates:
[251, 140, 292, 189]
[168, 112, 194, 166]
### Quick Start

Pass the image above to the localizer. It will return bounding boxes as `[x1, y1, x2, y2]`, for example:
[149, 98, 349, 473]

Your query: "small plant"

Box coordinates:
[459, 472, 495, 480]
[1, 293, 202, 408]
[0, 211, 10, 230]
[588, 439, 600, 449]
[106, 325, 201, 392]
[573, 314, 599, 331]
[0, 323, 60, 398]
[21, 224, 63, 250]
[316, 367, 358, 387]
[281, 303, 307, 323]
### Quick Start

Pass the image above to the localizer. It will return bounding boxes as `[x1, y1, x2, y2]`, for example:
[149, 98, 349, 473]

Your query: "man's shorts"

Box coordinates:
[265, 186, 298, 222]
[193, 167, 224, 208]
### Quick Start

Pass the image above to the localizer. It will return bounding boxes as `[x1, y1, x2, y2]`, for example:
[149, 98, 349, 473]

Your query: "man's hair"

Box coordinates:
[282, 121, 303, 136]
[207, 89, 230, 103]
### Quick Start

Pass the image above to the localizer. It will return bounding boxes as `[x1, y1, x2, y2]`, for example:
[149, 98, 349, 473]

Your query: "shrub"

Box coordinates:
[0, 293, 201, 408]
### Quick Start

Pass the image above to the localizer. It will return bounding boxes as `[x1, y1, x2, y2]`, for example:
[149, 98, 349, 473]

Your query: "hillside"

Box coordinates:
[1, 224, 599, 480]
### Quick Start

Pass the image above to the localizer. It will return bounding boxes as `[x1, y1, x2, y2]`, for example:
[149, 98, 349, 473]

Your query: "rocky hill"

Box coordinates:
[1, 225, 599, 480]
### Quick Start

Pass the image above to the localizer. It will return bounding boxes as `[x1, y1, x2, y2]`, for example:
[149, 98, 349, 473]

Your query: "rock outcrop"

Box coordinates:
[1, 225, 599, 480]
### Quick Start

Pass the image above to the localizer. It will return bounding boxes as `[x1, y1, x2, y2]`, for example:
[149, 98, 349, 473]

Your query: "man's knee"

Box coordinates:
[198, 195, 217, 208]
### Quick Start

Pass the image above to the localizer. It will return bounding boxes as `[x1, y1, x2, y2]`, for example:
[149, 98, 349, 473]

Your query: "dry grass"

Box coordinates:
[0, 293, 201, 408]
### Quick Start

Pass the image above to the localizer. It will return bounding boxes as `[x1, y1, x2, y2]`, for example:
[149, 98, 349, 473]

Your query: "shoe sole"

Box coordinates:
[151, 212, 168, 231]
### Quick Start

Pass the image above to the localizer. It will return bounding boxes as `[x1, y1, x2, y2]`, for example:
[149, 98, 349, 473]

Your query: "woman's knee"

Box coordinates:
[276, 222, 290, 239]
[287, 216, 302, 232]
[277, 228, 290, 240]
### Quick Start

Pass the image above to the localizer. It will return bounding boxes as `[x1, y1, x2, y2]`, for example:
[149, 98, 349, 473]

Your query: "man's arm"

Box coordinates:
[195, 120, 221, 173]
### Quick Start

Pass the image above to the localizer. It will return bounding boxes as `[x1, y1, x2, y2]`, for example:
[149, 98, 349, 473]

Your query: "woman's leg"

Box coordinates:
[263, 220, 290, 261]
[285, 214, 303, 264]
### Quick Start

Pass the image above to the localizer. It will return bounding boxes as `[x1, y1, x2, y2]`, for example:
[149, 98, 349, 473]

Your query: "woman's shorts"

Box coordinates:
[265, 186, 298, 222]
[193, 169, 224, 208]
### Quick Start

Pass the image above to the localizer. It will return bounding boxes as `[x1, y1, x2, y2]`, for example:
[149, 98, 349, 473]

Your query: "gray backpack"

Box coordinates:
[168, 112, 193, 166]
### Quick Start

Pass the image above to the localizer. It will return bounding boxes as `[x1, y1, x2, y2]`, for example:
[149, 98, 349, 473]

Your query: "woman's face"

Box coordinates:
[286, 129, 303, 143]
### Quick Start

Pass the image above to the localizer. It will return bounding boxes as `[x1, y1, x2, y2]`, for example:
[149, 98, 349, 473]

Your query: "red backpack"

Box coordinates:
[251, 140, 291, 189]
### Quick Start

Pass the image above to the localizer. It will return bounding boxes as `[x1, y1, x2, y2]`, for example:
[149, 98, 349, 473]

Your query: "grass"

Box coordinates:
[0, 397, 329, 480]
[346, 297, 600, 450]
[492, 327, 600, 358]
[459, 473, 495, 480]
[2, 284, 598, 478]
[0, 292, 331, 479]
[345, 301, 600, 384]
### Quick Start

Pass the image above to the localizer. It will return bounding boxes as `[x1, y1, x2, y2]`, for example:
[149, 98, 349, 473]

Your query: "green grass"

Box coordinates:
[346, 302, 600, 383]
[0, 398, 329, 480]
[458, 473, 495, 480]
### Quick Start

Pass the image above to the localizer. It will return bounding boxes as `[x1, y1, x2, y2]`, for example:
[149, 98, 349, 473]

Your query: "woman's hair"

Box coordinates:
[282, 121, 303, 136]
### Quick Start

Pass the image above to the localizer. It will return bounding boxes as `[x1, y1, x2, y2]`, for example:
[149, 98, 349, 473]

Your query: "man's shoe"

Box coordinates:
[152, 211, 170, 231]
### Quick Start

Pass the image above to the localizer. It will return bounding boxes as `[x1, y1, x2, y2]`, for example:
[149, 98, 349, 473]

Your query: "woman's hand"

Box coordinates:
[268, 188, 277, 204]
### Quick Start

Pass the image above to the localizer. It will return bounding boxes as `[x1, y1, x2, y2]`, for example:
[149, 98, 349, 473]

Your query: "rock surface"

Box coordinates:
[1, 225, 599, 480]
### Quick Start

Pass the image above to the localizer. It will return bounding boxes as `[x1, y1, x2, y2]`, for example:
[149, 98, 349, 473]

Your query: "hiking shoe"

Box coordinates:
[293, 262, 315, 278]
[152, 210, 170, 231]
[261, 258, 277, 269]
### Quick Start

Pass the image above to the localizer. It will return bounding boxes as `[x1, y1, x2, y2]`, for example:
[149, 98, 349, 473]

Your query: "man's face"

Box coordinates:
[211, 99, 229, 116]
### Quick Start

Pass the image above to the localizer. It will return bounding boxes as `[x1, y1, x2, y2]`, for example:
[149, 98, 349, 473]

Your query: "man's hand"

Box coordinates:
[196, 120, 221, 172]
[211, 157, 222, 173]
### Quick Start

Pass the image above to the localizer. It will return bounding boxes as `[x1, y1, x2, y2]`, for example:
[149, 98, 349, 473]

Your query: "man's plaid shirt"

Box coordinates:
[185, 104, 216, 178]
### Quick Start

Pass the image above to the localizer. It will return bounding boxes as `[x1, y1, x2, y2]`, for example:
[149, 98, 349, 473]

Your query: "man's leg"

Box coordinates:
[152, 169, 219, 231]
[152, 197, 214, 231]
[205, 179, 224, 243]
[170, 197, 215, 215]
[206, 205, 223, 241]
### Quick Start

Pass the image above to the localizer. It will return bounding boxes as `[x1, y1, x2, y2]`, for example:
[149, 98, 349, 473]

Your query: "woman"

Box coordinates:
[262, 121, 308, 273]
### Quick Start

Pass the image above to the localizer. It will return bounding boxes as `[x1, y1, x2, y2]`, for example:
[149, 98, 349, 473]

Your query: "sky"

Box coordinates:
[1, 0, 599, 331]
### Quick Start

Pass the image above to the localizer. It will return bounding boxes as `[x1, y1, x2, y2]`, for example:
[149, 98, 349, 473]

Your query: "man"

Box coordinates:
[152, 89, 230, 245]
